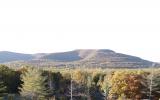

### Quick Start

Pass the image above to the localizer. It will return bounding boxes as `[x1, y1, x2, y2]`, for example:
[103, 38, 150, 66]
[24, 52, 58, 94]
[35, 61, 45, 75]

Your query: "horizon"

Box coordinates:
[0, 49, 159, 63]
[0, 0, 160, 62]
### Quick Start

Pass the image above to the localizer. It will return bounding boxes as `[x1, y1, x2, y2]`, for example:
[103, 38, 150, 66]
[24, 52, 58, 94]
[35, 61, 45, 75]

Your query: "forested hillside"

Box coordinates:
[0, 65, 160, 100]
[0, 49, 154, 68]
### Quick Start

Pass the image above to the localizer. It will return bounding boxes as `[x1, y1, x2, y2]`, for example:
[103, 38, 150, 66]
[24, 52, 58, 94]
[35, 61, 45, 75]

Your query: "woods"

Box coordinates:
[0, 65, 160, 100]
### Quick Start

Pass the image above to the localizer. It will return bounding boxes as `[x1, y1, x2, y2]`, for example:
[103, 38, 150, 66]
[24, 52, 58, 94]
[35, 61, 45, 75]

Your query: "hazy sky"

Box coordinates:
[0, 0, 160, 62]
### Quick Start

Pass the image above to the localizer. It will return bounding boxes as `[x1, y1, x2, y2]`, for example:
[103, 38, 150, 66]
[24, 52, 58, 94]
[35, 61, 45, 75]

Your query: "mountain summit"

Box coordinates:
[0, 49, 154, 68]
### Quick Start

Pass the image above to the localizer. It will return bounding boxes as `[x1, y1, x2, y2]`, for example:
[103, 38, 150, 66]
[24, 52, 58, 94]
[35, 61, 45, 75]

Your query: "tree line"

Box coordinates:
[0, 65, 160, 100]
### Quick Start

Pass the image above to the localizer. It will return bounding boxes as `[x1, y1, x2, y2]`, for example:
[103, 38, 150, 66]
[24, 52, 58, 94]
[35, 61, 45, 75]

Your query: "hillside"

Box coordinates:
[0, 51, 33, 63]
[0, 49, 155, 68]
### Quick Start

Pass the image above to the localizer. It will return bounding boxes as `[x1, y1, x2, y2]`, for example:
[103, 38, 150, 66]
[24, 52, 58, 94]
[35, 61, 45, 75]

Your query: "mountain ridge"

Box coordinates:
[0, 49, 156, 68]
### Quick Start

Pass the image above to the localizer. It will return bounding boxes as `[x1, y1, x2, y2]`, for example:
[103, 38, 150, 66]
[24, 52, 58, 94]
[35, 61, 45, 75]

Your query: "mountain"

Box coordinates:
[0, 51, 33, 63]
[0, 49, 156, 68]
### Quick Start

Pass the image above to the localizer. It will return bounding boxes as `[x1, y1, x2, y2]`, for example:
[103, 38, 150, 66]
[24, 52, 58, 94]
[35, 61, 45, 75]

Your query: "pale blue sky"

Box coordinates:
[0, 0, 160, 62]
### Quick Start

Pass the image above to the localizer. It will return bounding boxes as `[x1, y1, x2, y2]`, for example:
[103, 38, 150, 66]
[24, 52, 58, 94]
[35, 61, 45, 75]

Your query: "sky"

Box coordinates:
[0, 0, 160, 62]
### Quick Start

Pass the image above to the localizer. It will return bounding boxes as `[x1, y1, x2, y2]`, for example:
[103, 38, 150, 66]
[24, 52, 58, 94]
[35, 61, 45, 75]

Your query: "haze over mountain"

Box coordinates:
[0, 49, 156, 68]
[0, 51, 33, 62]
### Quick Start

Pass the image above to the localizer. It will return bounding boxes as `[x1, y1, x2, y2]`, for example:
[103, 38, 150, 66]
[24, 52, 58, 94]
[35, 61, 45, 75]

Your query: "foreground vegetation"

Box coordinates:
[0, 65, 160, 100]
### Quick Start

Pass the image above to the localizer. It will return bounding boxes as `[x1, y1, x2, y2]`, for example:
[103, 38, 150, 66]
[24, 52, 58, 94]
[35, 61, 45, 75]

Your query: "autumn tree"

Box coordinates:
[108, 70, 147, 99]
[72, 69, 88, 85]
[101, 75, 110, 100]
[71, 69, 88, 99]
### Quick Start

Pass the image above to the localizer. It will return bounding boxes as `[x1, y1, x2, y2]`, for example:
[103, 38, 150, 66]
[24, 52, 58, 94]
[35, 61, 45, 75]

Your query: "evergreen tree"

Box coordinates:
[0, 65, 22, 94]
[20, 67, 48, 100]
[0, 75, 7, 98]
[145, 71, 160, 99]
[152, 77, 160, 99]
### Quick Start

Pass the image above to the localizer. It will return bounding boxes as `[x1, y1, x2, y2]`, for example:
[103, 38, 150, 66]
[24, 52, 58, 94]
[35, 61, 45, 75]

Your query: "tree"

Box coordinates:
[147, 70, 160, 99]
[72, 70, 88, 97]
[101, 75, 110, 100]
[152, 74, 160, 99]
[108, 70, 147, 99]
[143, 70, 160, 100]
[0, 65, 22, 94]
[72, 69, 88, 85]
[20, 67, 48, 100]
[0, 75, 7, 98]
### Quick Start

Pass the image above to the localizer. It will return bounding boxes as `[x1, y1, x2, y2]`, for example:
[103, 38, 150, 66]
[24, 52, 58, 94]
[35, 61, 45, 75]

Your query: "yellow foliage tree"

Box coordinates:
[108, 70, 147, 99]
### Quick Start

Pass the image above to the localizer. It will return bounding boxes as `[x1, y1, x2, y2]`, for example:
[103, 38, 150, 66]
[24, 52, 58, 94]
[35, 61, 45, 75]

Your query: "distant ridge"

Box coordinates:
[0, 49, 155, 68]
[0, 51, 33, 63]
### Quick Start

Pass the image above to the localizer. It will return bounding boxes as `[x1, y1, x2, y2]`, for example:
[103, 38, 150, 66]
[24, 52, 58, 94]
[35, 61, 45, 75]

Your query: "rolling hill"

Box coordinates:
[0, 49, 155, 68]
[0, 51, 33, 63]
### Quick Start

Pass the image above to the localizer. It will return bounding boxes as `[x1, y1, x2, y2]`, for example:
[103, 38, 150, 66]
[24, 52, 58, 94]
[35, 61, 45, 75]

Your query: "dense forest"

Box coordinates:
[0, 65, 160, 100]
